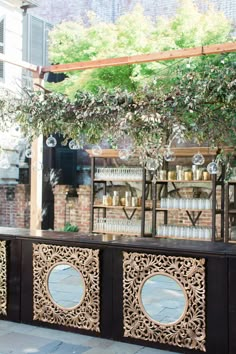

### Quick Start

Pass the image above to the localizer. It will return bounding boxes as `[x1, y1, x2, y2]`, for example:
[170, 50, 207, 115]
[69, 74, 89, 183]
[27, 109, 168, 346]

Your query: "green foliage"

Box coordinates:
[1, 0, 236, 166]
[47, 0, 232, 97]
[62, 222, 79, 232]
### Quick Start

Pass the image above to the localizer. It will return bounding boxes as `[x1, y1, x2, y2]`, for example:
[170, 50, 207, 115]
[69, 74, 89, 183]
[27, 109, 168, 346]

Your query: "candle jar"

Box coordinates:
[184, 171, 193, 181]
[106, 193, 112, 206]
[168, 171, 176, 180]
[120, 197, 126, 206]
[203, 171, 210, 181]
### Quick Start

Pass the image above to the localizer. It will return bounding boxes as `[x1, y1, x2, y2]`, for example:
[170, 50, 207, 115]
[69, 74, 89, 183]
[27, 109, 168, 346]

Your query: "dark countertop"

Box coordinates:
[1, 227, 236, 256]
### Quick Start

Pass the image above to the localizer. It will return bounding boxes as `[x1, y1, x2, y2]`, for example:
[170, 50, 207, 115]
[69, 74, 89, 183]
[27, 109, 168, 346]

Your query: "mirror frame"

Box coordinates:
[138, 271, 188, 326]
[46, 261, 85, 310]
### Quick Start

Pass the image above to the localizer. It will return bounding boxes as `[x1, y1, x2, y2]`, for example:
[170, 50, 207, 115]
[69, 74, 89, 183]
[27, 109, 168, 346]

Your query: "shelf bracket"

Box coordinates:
[186, 210, 202, 226]
[123, 208, 137, 220]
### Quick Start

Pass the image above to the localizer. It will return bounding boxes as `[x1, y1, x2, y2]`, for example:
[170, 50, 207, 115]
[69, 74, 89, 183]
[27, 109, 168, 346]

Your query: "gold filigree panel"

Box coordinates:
[33, 243, 100, 332]
[123, 252, 206, 352]
[0, 241, 7, 316]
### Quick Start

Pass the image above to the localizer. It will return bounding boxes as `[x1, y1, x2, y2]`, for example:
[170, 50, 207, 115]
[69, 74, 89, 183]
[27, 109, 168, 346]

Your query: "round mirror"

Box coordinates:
[47, 263, 85, 309]
[140, 274, 187, 325]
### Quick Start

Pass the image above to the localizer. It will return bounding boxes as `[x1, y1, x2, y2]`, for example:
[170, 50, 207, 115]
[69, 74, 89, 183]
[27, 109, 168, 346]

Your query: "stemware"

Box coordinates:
[91, 144, 102, 156]
[69, 139, 83, 150]
[145, 157, 159, 171]
[46, 135, 57, 148]
[163, 146, 176, 162]
[118, 149, 131, 160]
[25, 148, 32, 159]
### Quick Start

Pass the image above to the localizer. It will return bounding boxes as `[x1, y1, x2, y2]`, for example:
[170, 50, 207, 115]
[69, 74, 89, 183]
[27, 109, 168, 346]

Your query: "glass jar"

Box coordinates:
[160, 170, 167, 180]
[125, 191, 132, 207]
[184, 171, 193, 181]
[112, 191, 120, 206]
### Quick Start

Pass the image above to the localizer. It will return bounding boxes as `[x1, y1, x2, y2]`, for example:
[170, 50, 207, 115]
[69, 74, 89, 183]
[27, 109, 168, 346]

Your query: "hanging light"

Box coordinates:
[46, 135, 57, 148]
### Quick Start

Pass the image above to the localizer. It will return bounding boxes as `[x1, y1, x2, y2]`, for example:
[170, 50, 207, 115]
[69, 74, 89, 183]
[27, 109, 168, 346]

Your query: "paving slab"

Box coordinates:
[0, 320, 181, 354]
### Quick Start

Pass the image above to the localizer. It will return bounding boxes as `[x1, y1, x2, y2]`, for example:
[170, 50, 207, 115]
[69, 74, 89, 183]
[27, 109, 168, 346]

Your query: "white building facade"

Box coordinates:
[0, 0, 24, 90]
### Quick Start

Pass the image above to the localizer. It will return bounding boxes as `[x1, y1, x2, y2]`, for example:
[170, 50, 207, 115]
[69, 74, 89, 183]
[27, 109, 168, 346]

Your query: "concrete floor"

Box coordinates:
[0, 320, 181, 354]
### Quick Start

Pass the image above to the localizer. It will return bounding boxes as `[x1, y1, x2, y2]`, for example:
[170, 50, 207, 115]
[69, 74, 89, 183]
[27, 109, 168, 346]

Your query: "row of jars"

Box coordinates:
[94, 218, 152, 234]
[156, 225, 212, 241]
[160, 198, 212, 210]
[158, 165, 211, 181]
[102, 191, 141, 207]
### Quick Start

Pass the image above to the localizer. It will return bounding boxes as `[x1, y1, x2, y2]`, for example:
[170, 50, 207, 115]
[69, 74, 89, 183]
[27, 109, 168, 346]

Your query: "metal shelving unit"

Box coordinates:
[152, 164, 225, 242]
[88, 150, 152, 237]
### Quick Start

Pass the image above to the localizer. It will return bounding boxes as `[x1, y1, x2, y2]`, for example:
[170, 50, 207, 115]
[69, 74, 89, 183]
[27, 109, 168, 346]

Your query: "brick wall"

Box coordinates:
[0, 184, 30, 228]
[0, 182, 224, 235]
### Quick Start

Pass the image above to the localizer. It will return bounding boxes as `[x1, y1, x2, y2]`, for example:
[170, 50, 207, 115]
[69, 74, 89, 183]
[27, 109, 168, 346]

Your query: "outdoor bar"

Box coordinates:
[0, 226, 235, 354]
[1, 41, 236, 354]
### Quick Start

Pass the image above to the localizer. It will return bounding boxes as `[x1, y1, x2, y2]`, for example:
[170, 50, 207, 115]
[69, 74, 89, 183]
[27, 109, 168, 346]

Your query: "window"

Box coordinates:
[0, 17, 5, 81]
[22, 14, 52, 87]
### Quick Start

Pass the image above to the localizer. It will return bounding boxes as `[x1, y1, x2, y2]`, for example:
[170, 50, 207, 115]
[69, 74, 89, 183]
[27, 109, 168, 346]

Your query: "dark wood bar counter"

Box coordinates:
[0, 227, 236, 354]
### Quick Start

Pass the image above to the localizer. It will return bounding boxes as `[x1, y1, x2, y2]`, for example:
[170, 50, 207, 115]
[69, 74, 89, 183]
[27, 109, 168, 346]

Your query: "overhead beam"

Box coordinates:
[41, 41, 236, 74]
[0, 53, 39, 72]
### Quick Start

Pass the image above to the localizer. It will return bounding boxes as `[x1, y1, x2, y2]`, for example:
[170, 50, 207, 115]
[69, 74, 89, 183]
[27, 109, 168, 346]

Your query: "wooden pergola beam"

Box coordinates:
[0, 53, 39, 73]
[41, 41, 236, 74]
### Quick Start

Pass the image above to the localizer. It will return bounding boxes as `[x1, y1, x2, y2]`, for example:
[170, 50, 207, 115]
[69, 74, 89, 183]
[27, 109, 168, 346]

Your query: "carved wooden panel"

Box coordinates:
[0, 240, 7, 315]
[33, 243, 100, 332]
[123, 252, 206, 352]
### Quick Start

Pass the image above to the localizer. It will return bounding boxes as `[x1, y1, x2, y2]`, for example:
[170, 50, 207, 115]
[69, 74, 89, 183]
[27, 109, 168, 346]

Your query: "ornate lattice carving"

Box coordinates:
[123, 252, 206, 352]
[0, 241, 7, 316]
[33, 243, 100, 332]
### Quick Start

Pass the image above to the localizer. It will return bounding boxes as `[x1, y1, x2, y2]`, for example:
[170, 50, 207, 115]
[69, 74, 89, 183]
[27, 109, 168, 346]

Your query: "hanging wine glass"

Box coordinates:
[118, 149, 131, 160]
[25, 148, 32, 159]
[145, 157, 159, 171]
[69, 139, 83, 150]
[91, 144, 102, 156]
[192, 152, 205, 166]
[119, 119, 128, 131]
[0, 152, 10, 169]
[207, 161, 218, 174]
[163, 146, 176, 162]
[46, 135, 57, 148]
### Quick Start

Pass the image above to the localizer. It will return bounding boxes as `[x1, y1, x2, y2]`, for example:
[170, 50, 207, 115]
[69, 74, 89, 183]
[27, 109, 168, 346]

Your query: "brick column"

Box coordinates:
[53, 185, 70, 230]
[76, 185, 91, 233]
[15, 184, 30, 228]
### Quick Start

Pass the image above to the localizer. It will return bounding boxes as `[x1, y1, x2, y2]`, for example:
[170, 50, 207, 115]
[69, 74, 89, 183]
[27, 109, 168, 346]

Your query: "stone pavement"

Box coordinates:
[0, 320, 181, 354]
